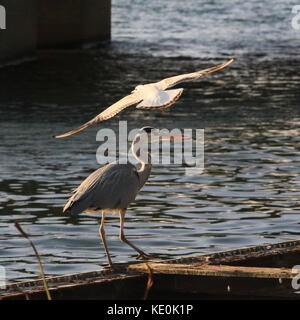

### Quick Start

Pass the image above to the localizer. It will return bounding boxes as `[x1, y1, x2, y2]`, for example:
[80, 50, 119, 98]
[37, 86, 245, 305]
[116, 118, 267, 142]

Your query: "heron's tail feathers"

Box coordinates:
[63, 198, 73, 214]
[63, 193, 88, 215]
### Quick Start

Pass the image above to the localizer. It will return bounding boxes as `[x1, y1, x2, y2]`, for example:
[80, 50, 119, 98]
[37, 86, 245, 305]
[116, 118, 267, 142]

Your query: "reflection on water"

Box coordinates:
[0, 0, 300, 282]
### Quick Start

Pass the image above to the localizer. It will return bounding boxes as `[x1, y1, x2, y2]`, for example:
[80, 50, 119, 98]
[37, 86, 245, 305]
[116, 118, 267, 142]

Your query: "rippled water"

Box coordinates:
[0, 1, 300, 282]
[112, 0, 300, 58]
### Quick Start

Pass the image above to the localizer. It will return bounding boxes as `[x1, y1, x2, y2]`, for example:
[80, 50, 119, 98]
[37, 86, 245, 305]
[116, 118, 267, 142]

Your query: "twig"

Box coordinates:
[14, 221, 52, 300]
[143, 263, 154, 300]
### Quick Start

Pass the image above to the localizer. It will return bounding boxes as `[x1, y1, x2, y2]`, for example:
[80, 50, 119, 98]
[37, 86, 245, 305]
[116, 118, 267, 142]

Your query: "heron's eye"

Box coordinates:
[142, 126, 154, 134]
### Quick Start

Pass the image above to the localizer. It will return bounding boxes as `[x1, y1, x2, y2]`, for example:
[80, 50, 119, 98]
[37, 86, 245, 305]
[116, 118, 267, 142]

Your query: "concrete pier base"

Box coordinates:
[0, 0, 111, 65]
[0, 0, 37, 65]
[38, 0, 111, 48]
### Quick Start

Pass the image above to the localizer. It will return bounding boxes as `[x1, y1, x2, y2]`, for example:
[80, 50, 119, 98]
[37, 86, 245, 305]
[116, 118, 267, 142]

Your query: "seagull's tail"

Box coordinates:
[136, 88, 183, 110]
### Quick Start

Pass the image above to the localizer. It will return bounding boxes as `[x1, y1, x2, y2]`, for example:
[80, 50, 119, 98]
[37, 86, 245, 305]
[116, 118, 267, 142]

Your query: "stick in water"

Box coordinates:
[143, 263, 154, 300]
[14, 221, 52, 300]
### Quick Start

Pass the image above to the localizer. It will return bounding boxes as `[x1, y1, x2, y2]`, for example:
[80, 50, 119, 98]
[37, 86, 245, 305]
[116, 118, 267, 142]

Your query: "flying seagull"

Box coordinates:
[54, 58, 235, 139]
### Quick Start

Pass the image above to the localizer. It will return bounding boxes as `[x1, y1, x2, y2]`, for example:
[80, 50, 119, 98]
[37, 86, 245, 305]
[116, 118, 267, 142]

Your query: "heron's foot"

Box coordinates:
[103, 263, 114, 271]
[136, 253, 154, 260]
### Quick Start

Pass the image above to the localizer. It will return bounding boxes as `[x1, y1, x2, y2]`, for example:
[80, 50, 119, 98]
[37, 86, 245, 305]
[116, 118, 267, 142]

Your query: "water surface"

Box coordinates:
[0, 0, 300, 282]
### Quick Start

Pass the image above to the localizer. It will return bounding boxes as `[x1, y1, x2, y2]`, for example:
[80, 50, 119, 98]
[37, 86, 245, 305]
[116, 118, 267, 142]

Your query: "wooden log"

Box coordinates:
[128, 263, 293, 279]
[2, 239, 300, 300]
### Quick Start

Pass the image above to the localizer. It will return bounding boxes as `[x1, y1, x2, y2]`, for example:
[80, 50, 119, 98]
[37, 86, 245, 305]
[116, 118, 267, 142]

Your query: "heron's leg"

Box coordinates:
[119, 209, 152, 260]
[99, 213, 113, 268]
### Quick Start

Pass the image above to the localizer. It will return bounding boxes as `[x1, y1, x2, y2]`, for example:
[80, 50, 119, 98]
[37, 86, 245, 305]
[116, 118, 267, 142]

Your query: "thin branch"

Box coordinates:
[14, 221, 52, 300]
[143, 263, 154, 300]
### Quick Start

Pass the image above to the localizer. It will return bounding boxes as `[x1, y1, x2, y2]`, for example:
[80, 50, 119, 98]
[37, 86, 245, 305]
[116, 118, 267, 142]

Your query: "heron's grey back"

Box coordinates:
[64, 163, 141, 215]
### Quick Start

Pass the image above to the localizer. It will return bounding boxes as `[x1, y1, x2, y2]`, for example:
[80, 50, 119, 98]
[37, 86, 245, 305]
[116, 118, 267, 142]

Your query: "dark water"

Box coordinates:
[0, 1, 300, 282]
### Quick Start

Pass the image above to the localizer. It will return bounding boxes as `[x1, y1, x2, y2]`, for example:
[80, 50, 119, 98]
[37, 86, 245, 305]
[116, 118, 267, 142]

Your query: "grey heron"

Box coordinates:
[54, 58, 235, 139]
[63, 127, 185, 268]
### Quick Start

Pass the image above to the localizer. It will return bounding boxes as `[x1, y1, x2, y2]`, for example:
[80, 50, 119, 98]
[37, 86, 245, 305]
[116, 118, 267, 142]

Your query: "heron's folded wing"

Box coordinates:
[63, 165, 109, 213]
[155, 58, 235, 90]
[54, 94, 141, 138]
[63, 163, 140, 214]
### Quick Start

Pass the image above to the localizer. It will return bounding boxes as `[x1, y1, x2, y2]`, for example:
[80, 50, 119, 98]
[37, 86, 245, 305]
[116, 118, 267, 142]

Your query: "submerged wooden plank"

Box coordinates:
[1, 239, 300, 299]
[2, 268, 122, 292]
[1, 273, 147, 300]
[146, 274, 296, 299]
[0, 266, 147, 300]
[129, 263, 298, 299]
[163, 239, 300, 267]
[128, 263, 293, 279]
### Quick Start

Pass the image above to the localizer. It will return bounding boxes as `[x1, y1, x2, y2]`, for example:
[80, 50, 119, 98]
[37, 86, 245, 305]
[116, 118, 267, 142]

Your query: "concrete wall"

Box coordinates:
[0, 0, 37, 65]
[38, 0, 111, 47]
[0, 0, 111, 65]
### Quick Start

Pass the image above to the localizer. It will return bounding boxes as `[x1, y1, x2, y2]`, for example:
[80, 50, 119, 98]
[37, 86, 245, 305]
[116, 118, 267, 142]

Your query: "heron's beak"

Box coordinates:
[160, 134, 188, 141]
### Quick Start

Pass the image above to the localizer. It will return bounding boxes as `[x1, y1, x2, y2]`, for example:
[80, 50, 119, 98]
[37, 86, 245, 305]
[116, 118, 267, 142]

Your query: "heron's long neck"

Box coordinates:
[131, 136, 152, 189]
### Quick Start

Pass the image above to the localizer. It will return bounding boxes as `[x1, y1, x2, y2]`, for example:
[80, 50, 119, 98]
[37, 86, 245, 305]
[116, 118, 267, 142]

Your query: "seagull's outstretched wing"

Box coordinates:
[54, 94, 141, 138]
[155, 58, 235, 90]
